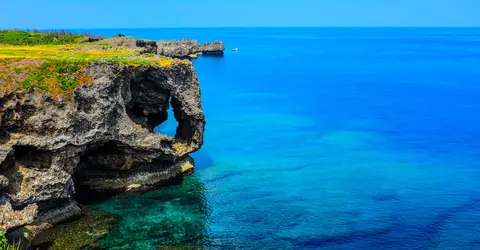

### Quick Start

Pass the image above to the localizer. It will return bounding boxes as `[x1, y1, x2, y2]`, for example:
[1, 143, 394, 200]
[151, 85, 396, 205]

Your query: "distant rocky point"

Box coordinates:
[98, 36, 225, 59]
[157, 39, 225, 58]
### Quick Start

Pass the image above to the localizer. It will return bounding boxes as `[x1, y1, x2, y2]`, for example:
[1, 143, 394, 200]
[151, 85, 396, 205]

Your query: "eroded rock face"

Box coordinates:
[0, 61, 205, 239]
[156, 38, 225, 58]
[201, 41, 226, 55]
[101, 37, 225, 59]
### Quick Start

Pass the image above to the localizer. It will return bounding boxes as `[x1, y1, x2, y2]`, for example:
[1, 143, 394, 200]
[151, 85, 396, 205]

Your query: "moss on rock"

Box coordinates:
[31, 209, 116, 250]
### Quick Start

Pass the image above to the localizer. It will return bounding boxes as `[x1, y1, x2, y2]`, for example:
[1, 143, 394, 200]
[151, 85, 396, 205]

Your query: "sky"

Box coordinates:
[1, 0, 479, 29]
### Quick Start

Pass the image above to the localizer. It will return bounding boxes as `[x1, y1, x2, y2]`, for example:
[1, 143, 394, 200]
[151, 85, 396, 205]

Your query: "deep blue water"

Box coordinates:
[77, 28, 480, 249]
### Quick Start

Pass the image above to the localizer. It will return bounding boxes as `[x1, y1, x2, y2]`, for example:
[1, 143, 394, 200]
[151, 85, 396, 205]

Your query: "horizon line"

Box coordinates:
[2, 26, 480, 30]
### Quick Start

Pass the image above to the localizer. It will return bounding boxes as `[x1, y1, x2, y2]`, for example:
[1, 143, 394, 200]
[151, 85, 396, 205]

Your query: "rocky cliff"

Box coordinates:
[102, 36, 225, 59]
[0, 33, 207, 243]
[156, 39, 225, 58]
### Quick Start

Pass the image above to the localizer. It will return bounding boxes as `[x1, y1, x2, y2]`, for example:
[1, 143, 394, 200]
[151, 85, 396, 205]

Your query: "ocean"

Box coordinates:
[75, 27, 480, 249]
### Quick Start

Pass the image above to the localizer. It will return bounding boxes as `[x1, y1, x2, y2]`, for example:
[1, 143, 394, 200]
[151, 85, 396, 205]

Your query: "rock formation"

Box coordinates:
[156, 39, 225, 58]
[101, 37, 225, 59]
[0, 57, 205, 242]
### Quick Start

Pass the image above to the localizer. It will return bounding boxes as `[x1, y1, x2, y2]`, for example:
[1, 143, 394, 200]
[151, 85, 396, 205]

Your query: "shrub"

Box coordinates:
[0, 232, 21, 250]
[22, 60, 92, 95]
[0, 30, 86, 45]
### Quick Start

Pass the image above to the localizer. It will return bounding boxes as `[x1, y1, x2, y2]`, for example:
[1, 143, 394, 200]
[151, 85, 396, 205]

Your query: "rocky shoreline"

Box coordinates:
[157, 39, 225, 58]
[0, 32, 216, 247]
[94, 36, 225, 59]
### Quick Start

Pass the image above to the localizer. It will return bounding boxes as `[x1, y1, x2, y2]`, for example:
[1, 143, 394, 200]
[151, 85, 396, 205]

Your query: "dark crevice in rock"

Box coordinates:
[0, 152, 13, 174]
[0, 94, 36, 134]
[35, 198, 73, 213]
[75, 94, 96, 114]
[127, 74, 171, 131]
[74, 143, 195, 197]
[72, 140, 192, 202]
[136, 40, 158, 54]
[1, 155, 19, 201]
[0, 133, 9, 144]
[13, 145, 53, 169]
[77, 141, 131, 171]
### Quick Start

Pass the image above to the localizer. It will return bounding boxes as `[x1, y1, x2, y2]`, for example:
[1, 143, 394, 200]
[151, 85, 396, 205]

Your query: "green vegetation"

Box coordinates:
[0, 232, 21, 250]
[0, 30, 189, 98]
[22, 60, 92, 94]
[0, 30, 181, 66]
[144, 52, 155, 58]
[0, 58, 95, 99]
[0, 30, 89, 45]
[0, 44, 176, 66]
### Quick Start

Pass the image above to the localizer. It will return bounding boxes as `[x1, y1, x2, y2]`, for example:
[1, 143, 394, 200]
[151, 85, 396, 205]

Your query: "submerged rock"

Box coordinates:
[88, 174, 210, 249]
[0, 56, 206, 240]
[31, 208, 116, 250]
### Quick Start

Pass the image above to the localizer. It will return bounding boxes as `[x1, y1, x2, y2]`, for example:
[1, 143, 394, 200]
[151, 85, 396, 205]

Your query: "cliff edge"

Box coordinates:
[0, 31, 207, 243]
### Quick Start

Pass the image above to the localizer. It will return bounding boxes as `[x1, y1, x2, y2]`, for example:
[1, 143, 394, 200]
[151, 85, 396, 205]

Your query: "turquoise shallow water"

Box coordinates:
[77, 28, 480, 249]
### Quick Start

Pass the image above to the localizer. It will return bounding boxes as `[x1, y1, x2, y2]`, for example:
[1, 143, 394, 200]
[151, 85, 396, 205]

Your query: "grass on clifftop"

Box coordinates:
[0, 44, 173, 66]
[0, 30, 189, 99]
[0, 30, 184, 66]
[21, 60, 93, 96]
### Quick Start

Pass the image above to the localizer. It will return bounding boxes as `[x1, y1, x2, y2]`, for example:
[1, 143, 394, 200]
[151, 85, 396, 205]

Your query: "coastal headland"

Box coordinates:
[0, 30, 223, 247]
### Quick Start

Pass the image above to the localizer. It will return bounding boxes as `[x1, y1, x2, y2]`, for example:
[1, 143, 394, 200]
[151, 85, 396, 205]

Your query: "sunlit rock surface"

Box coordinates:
[0, 59, 205, 242]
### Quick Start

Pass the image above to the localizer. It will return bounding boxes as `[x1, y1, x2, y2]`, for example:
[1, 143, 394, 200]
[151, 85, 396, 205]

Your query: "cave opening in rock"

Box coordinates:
[12, 145, 53, 169]
[73, 141, 133, 204]
[125, 72, 202, 146]
[72, 139, 182, 205]
[126, 75, 171, 132]
[153, 101, 177, 137]
[72, 71, 203, 205]
[126, 73, 182, 138]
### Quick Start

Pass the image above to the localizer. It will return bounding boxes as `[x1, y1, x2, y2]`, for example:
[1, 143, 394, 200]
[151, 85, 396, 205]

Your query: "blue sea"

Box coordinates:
[76, 27, 480, 249]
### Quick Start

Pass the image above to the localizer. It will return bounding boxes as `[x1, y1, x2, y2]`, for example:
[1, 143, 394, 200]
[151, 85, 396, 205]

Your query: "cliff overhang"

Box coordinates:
[0, 31, 208, 244]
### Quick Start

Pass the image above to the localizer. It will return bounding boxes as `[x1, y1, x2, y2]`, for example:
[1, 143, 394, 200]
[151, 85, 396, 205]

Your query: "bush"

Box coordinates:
[22, 60, 92, 94]
[0, 30, 86, 45]
[0, 232, 21, 250]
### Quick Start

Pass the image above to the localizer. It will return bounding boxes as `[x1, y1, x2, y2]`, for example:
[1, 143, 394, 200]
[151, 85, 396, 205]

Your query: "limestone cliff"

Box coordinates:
[101, 37, 225, 59]
[156, 39, 225, 58]
[0, 57, 205, 241]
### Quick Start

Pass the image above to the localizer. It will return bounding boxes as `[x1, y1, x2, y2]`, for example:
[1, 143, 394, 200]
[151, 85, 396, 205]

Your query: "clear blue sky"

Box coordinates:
[2, 0, 479, 29]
